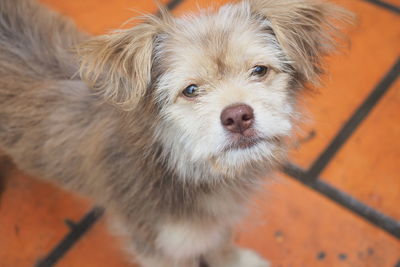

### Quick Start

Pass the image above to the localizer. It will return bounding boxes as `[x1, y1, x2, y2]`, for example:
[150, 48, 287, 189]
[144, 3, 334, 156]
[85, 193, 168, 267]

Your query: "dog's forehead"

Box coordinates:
[161, 7, 277, 78]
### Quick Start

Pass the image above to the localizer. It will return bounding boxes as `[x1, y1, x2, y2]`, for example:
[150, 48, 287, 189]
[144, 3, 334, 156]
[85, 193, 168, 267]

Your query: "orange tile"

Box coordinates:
[0, 162, 91, 266]
[172, 0, 232, 15]
[237, 176, 400, 267]
[40, 0, 236, 35]
[289, 0, 400, 168]
[320, 79, 400, 219]
[39, 0, 170, 34]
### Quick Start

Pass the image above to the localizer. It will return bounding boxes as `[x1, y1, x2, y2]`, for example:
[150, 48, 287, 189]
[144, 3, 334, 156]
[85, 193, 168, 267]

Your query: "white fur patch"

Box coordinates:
[236, 249, 270, 267]
[155, 221, 224, 262]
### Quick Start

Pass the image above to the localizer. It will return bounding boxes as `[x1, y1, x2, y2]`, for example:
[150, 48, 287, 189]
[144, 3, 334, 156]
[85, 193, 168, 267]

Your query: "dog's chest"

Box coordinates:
[155, 191, 247, 261]
[155, 220, 225, 261]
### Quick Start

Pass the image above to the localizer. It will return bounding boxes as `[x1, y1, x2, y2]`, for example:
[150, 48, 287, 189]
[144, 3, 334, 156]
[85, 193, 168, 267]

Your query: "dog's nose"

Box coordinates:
[220, 104, 254, 134]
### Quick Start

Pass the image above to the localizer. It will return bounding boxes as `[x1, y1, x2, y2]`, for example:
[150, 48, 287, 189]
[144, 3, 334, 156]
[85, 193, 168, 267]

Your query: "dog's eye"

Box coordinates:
[182, 84, 200, 98]
[251, 65, 269, 77]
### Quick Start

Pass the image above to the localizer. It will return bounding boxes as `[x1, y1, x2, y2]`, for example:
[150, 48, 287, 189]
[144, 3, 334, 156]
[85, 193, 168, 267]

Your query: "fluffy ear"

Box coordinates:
[250, 0, 354, 85]
[78, 17, 162, 110]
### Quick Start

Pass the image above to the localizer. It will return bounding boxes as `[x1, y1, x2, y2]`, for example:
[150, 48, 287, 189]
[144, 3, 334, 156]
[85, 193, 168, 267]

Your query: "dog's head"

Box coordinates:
[79, 0, 352, 182]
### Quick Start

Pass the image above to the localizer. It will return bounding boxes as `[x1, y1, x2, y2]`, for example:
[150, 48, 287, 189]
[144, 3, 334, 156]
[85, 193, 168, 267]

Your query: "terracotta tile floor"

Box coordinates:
[1, 0, 399, 266]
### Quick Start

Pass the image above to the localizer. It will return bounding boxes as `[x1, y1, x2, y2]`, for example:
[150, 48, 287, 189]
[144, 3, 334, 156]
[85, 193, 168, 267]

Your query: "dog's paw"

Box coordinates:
[206, 247, 270, 267]
[233, 249, 270, 267]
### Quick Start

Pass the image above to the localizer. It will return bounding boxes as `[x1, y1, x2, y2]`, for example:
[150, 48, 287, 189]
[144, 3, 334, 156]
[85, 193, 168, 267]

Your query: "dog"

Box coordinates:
[0, 0, 352, 266]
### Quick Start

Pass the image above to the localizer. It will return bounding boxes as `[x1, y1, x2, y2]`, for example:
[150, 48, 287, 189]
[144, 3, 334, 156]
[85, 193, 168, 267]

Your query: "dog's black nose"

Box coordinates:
[220, 104, 254, 134]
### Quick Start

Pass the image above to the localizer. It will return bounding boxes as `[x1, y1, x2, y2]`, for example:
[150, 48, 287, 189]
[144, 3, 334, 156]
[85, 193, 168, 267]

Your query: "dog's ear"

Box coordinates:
[249, 0, 354, 85]
[78, 18, 162, 110]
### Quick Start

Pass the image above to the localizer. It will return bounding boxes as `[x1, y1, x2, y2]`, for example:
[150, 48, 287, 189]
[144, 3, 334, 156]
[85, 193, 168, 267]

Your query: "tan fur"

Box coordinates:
[0, 0, 352, 266]
[79, 20, 160, 109]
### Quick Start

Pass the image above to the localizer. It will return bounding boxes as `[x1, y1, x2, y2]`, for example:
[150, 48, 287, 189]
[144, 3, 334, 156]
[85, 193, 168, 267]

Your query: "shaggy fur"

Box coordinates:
[0, 0, 352, 266]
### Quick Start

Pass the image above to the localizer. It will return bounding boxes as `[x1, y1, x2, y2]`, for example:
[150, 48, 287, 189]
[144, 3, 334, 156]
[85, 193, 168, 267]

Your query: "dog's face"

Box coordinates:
[153, 4, 293, 179]
[79, 0, 351, 181]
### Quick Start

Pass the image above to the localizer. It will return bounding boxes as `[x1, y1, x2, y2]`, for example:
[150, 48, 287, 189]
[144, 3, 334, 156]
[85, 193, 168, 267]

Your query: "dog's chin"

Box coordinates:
[209, 136, 284, 177]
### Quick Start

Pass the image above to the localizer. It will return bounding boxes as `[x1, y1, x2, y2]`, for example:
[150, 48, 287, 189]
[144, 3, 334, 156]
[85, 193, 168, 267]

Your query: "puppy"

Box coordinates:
[0, 0, 352, 266]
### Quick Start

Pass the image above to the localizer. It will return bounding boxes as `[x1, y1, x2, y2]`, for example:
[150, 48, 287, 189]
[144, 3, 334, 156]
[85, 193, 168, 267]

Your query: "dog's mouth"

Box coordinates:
[223, 135, 281, 152]
[226, 137, 262, 151]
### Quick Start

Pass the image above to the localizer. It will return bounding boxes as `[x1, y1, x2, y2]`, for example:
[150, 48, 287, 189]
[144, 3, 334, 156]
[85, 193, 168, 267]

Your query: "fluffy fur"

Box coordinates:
[0, 0, 352, 266]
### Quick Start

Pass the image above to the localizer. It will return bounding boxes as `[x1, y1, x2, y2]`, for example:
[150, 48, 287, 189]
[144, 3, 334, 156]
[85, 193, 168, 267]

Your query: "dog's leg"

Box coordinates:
[107, 216, 202, 267]
[203, 234, 270, 267]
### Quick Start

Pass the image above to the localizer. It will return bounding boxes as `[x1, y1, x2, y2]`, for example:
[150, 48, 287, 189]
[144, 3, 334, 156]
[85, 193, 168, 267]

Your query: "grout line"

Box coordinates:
[166, 0, 184, 10]
[304, 58, 400, 181]
[282, 162, 400, 239]
[363, 0, 400, 14]
[35, 207, 105, 267]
